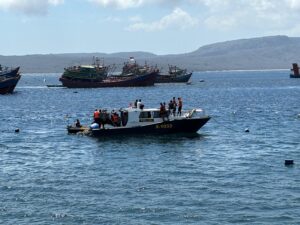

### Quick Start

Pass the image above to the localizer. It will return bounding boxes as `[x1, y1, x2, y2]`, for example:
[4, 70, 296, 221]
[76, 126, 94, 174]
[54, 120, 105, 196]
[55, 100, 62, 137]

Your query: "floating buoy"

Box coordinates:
[285, 160, 294, 166]
[15, 128, 20, 133]
[244, 128, 250, 133]
[73, 91, 78, 93]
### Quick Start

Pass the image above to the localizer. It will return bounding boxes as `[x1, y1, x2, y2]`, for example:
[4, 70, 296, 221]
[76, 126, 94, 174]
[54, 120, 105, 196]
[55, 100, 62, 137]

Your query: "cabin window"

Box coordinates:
[139, 111, 151, 118]
[139, 111, 153, 122]
[153, 111, 161, 118]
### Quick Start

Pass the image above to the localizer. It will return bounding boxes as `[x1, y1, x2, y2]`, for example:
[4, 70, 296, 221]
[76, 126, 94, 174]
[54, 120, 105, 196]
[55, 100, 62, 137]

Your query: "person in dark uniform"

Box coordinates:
[168, 100, 173, 111]
[99, 110, 106, 129]
[172, 97, 177, 116]
[134, 99, 138, 108]
[75, 119, 81, 127]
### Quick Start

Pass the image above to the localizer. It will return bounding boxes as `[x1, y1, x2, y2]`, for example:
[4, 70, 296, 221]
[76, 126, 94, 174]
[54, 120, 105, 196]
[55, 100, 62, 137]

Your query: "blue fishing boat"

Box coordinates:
[0, 66, 21, 94]
[156, 65, 192, 83]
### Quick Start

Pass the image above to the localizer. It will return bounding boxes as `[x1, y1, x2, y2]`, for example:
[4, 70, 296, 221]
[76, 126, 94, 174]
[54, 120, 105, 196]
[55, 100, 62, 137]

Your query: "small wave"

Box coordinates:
[18, 86, 48, 89]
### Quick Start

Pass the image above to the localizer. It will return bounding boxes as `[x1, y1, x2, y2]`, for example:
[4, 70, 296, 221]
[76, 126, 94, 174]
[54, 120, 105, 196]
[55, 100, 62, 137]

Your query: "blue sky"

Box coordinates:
[1, 0, 300, 55]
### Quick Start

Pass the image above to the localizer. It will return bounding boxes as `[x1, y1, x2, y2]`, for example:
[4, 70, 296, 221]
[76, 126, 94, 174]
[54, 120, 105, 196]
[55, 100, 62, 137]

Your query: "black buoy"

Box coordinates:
[285, 160, 294, 166]
[15, 128, 20, 133]
[244, 128, 250, 133]
[73, 91, 78, 93]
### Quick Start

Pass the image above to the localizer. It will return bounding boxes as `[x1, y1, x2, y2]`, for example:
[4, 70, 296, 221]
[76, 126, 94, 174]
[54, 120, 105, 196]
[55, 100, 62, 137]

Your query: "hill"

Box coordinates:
[0, 35, 298, 73]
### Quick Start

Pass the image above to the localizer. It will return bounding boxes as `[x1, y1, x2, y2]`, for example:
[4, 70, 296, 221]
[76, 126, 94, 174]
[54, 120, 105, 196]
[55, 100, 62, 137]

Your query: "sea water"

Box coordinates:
[0, 70, 299, 224]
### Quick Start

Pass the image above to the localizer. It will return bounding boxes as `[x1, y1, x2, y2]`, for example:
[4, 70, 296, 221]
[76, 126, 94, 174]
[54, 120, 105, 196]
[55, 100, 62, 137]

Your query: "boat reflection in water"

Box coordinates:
[68, 106, 210, 137]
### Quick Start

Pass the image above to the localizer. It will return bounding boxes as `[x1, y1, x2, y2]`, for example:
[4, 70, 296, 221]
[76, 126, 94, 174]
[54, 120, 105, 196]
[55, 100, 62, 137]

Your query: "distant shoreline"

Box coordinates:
[1, 35, 296, 73]
[20, 68, 290, 75]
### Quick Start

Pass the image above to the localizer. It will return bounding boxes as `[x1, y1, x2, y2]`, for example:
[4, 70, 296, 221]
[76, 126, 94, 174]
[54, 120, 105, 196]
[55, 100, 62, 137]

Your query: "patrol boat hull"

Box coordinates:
[90, 117, 210, 137]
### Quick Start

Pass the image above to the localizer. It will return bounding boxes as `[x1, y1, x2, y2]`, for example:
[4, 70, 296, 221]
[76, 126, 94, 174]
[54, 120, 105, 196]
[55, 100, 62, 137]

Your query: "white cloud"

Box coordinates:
[89, 0, 181, 9]
[104, 16, 121, 22]
[89, 0, 144, 9]
[89, 0, 300, 33]
[129, 15, 142, 22]
[204, 14, 239, 30]
[0, 0, 64, 15]
[48, 0, 64, 6]
[127, 8, 198, 31]
[188, 0, 300, 32]
[286, 0, 300, 9]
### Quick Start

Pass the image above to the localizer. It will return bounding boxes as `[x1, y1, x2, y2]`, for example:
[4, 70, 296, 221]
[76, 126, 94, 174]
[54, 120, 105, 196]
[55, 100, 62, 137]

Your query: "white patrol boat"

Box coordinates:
[68, 106, 210, 136]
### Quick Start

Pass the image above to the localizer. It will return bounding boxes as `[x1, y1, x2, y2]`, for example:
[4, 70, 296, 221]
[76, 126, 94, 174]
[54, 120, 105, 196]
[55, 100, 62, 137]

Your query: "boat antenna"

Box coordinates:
[95, 57, 100, 67]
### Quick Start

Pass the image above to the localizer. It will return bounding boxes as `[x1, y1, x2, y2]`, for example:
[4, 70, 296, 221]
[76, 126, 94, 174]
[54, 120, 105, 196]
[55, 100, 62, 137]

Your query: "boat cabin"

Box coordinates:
[115, 107, 206, 128]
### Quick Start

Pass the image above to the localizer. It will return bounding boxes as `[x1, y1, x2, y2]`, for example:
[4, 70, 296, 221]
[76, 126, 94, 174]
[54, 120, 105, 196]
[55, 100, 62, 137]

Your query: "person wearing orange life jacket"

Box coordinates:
[93, 109, 100, 124]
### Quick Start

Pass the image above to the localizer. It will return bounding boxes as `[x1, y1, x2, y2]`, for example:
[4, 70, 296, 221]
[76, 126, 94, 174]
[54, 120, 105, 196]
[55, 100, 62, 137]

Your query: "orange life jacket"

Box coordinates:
[94, 111, 100, 119]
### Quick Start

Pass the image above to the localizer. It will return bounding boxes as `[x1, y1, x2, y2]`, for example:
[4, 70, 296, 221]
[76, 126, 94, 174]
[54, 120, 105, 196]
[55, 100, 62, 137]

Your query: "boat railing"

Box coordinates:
[169, 109, 206, 119]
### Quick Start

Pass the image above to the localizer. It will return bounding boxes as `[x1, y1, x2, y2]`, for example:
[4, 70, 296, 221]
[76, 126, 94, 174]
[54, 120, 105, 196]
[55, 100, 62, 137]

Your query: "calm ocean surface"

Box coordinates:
[0, 70, 299, 224]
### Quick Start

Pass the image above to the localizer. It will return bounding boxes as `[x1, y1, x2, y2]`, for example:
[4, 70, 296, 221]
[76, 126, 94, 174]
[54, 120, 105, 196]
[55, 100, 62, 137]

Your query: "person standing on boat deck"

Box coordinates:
[177, 97, 183, 116]
[178, 97, 183, 116]
[168, 100, 173, 115]
[172, 97, 177, 116]
[99, 110, 106, 129]
[163, 102, 169, 120]
[139, 99, 144, 110]
[75, 119, 81, 128]
[160, 102, 167, 121]
[134, 99, 138, 108]
[137, 99, 142, 109]
[159, 103, 163, 116]
[137, 99, 141, 109]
